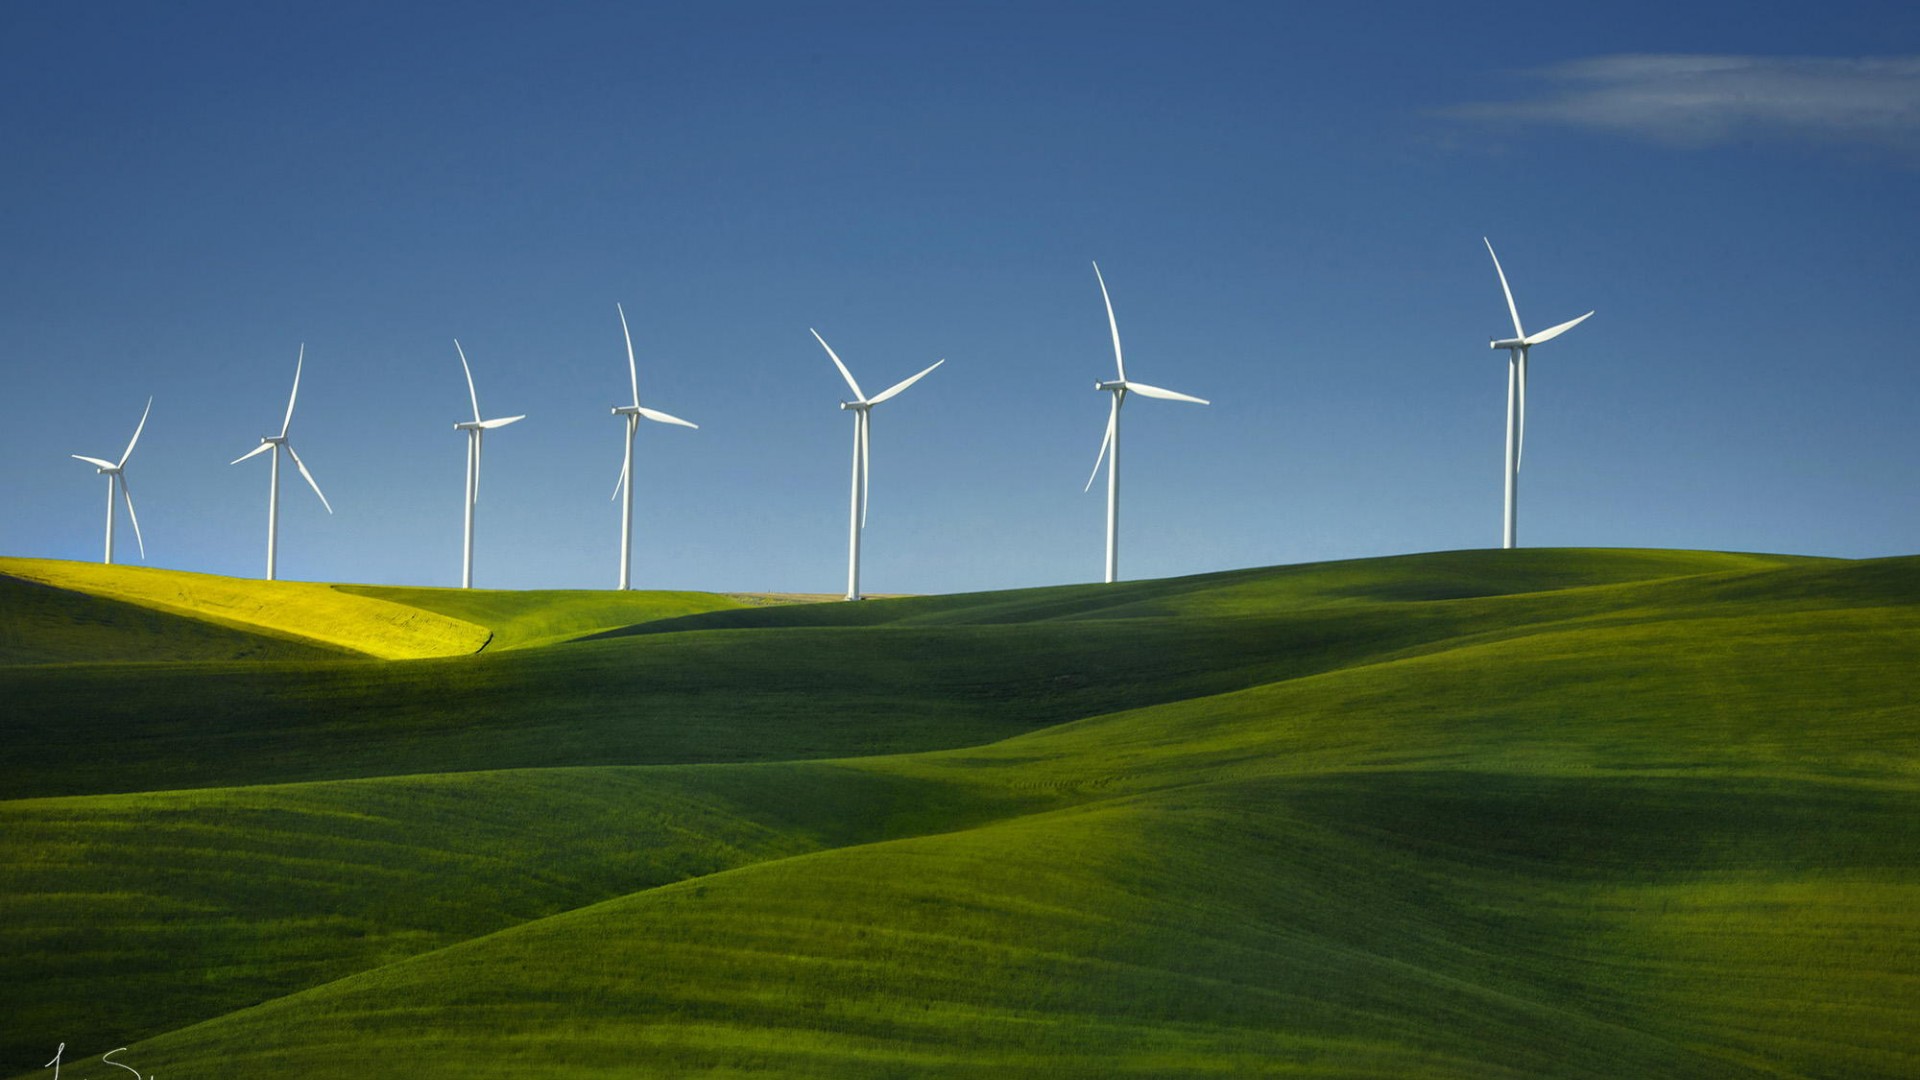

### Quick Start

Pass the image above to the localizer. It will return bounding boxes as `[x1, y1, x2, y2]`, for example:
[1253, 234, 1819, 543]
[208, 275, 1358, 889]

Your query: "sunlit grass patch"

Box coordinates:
[0, 558, 488, 659]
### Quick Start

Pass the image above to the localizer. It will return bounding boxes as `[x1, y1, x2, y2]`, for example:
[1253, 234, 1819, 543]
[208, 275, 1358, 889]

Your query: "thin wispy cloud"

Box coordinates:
[1446, 54, 1920, 154]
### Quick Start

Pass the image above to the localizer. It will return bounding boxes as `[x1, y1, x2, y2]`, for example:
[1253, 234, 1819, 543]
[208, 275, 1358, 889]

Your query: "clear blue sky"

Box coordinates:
[3, 1, 1916, 592]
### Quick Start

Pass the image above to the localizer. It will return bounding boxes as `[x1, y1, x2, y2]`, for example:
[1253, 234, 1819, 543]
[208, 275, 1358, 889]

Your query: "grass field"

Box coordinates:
[3, 548, 1917, 1077]
[0, 558, 489, 659]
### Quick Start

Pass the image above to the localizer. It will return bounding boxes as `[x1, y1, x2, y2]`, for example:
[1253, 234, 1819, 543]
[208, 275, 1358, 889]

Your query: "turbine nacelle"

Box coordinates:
[1095, 380, 1126, 392]
[839, 400, 872, 412]
[1491, 338, 1528, 351]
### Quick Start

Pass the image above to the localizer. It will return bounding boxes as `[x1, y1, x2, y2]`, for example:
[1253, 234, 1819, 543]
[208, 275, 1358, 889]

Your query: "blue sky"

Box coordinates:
[3, 1, 1916, 592]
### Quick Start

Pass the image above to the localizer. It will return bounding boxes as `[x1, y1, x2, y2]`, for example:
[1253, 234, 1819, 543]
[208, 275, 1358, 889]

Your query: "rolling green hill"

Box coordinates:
[3, 549, 1916, 1078]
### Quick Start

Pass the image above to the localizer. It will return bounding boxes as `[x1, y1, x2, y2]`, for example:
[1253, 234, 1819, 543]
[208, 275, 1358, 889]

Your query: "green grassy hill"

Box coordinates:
[3, 549, 1916, 1078]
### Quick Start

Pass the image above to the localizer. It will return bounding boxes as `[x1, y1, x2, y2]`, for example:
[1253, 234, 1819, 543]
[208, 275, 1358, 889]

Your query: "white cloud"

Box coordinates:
[1446, 54, 1920, 152]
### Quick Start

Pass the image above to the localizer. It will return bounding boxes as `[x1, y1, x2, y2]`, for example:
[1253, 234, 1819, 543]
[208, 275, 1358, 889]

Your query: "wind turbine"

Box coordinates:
[71, 397, 152, 565]
[1483, 237, 1594, 549]
[452, 340, 525, 589]
[811, 328, 943, 601]
[231, 344, 333, 580]
[610, 303, 698, 591]
[1083, 261, 1208, 584]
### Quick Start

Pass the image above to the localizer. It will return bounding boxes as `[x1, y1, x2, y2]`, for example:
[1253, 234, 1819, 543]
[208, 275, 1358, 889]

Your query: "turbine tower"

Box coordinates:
[452, 340, 526, 589]
[610, 303, 698, 591]
[1083, 261, 1208, 584]
[1483, 238, 1594, 549]
[231, 344, 333, 580]
[70, 397, 152, 565]
[811, 328, 943, 601]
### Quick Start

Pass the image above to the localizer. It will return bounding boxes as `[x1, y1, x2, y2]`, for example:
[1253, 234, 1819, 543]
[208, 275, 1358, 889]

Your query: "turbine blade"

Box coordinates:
[617, 303, 640, 408]
[1084, 398, 1116, 493]
[867, 358, 944, 405]
[230, 442, 273, 465]
[636, 406, 698, 429]
[860, 412, 871, 529]
[1524, 311, 1594, 346]
[119, 475, 146, 560]
[1122, 381, 1210, 405]
[455, 340, 482, 423]
[1483, 238, 1526, 341]
[478, 415, 525, 429]
[611, 454, 628, 502]
[284, 442, 333, 514]
[1517, 354, 1528, 472]
[473, 430, 483, 503]
[119, 396, 152, 467]
[72, 455, 117, 470]
[1092, 261, 1126, 382]
[811, 328, 865, 401]
[281, 344, 304, 438]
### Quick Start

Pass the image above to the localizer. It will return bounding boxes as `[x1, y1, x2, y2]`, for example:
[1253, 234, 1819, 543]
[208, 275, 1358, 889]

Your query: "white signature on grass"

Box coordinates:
[42, 1043, 152, 1079]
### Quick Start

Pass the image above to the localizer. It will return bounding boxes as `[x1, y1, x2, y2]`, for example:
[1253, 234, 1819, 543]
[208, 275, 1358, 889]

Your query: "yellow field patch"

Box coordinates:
[0, 558, 489, 659]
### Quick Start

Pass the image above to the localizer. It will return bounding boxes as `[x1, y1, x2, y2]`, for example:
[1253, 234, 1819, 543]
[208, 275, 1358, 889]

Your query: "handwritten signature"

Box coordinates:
[42, 1043, 152, 1080]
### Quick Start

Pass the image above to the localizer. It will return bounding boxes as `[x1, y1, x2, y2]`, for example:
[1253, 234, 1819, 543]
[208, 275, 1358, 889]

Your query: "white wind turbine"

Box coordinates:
[452, 340, 526, 589]
[1084, 261, 1208, 584]
[71, 397, 152, 565]
[1483, 237, 1594, 549]
[231, 344, 333, 580]
[811, 328, 943, 601]
[610, 303, 698, 591]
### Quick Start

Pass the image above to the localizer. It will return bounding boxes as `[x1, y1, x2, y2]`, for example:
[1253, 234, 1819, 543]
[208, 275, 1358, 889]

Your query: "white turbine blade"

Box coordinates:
[617, 303, 641, 408]
[1092, 261, 1126, 382]
[811, 328, 865, 401]
[72, 454, 117, 470]
[284, 442, 334, 514]
[1517, 354, 1527, 471]
[281, 344, 304, 438]
[455, 340, 482, 423]
[1483, 238, 1526, 341]
[119, 475, 146, 560]
[478, 414, 525, 429]
[610, 454, 628, 502]
[119, 396, 152, 467]
[1123, 381, 1209, 405]
[473, 431, 483, 503]
[1084, 400, 1116, 493]
[859, 412, 871, 529]
[867, 358, 944, 405]
[230, 442, 273, 465]
[636, 406, 698, 429]
[1524, 310, 1594, 346]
